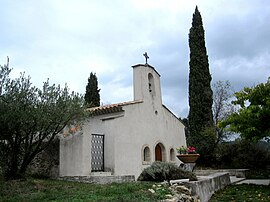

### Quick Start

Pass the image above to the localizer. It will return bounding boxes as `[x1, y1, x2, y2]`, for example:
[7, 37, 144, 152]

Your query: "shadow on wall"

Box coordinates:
[27, 139, 59, 178]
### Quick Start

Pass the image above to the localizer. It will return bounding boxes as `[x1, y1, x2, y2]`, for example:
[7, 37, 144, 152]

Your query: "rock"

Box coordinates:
[175, 185, 191, 195]
[165, 183, 201, 202]
[161, 181, 169, 185]
[165, 194, 173, 198]
[162, 197, 179, 202]
[156, 181, 200, 202]
[148, 188, 155, 194]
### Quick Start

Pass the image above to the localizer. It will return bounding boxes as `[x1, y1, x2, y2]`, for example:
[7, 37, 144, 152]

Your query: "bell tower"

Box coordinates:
[132, 54, 162, 107]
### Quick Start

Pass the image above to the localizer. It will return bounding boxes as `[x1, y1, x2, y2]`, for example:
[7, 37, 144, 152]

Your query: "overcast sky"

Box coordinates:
[1, 0, 269, 118]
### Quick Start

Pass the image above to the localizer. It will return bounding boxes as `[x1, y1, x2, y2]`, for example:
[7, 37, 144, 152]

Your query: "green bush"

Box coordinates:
[188, 127, 217, 167]
[137, 161, 197, 182]
[214, 140, 270, 169]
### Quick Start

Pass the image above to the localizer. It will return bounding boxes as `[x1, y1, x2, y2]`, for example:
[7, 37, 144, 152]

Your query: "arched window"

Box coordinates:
[170, 148, 175, 161]
[142, 146, 151, 163]
[148, 73, 155, 95]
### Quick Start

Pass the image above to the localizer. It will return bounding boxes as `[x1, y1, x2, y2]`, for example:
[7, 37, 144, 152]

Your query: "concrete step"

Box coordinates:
[59, 175, 135, 184]
[230, 176, 246, 184]
[236, 179, 270, 186]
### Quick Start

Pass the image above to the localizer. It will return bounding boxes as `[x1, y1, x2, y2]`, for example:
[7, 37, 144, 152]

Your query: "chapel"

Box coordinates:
[60, 60, 187, 179]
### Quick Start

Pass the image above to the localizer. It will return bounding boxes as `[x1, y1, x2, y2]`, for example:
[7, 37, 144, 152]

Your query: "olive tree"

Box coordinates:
[0, 64, 87, 180]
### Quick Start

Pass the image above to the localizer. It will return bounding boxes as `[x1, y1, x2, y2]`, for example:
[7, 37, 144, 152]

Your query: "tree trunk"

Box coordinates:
[5, 153, 22, 180]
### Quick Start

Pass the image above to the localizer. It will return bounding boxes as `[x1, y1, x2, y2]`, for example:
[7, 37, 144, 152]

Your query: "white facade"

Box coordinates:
[60, 63, 187, 179]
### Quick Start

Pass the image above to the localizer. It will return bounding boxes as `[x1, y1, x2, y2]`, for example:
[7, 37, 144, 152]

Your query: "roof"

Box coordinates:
[88, 100, 143, 116]
[88, 100, 184, 125]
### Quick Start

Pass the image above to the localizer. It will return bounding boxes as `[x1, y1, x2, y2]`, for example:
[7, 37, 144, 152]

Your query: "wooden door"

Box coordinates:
[155, 144, 162, 161]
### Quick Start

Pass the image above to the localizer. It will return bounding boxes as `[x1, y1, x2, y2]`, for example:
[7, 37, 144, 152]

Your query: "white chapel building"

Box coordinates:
[60, 62, 187, 179]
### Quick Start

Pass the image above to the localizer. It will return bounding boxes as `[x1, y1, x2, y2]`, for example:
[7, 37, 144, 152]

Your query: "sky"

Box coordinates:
[0, 0, 269, 118]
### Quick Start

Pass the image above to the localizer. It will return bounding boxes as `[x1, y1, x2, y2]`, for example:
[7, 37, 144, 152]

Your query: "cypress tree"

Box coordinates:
[188, 6, 214, 145]
[84, 72, 100, 107]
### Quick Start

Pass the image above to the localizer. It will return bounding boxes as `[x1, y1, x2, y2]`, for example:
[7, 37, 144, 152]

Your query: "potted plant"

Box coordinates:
[176, 146, 200, 163]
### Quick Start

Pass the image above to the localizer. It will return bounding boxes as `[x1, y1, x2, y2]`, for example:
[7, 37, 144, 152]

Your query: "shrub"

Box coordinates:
[137, 161, 197, 182]
[214, 140, 270, 169]
[194, 127, 217, 167]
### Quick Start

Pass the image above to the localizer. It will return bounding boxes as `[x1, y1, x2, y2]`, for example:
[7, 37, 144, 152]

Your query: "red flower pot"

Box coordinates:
[177, 154, 200, 163]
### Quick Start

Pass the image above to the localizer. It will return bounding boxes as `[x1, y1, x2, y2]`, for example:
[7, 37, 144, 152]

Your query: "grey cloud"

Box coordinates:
[1, 0, 270, 119]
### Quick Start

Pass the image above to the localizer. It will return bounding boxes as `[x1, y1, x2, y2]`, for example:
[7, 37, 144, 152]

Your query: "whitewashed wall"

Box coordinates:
[60, 64, 186, 179]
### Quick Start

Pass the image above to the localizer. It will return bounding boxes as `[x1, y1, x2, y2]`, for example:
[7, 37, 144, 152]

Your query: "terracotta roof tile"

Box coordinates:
[88, 100, 143, 116]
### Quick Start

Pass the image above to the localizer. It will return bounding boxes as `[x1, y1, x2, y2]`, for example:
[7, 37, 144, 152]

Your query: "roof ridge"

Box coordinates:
[89, 100, 143, 110]
[88, 100, 143, 116]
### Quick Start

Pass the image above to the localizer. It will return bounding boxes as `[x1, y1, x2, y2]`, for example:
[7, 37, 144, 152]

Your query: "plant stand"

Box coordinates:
[177, 154, 200, 172]
[180, 163, 196, 172]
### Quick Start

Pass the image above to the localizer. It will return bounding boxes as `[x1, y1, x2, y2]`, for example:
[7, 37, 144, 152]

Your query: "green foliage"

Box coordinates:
[0, 64, 87, 180]
[0, 178, 170, 201]
[214, 140, 270, 169]
[192, 127, 217, 166]
[84, 72, 100, 107]
[188, 6, 214, 148]
[220, 78, 270, 142]
[137, 161, 197, 182]
[247, 169, 270, 179]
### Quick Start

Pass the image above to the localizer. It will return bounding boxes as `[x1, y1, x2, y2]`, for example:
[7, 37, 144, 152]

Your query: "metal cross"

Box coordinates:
[143, 52, 149, 64]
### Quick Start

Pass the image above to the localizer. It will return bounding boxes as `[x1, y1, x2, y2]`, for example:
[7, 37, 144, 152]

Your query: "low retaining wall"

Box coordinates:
[59, 175, 135, 184]
[184, 172, 231, 202]
[195, 169, 249, 178]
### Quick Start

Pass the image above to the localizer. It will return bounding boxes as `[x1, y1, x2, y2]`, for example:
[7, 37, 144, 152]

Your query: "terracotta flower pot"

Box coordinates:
[177, 154, 200, 163]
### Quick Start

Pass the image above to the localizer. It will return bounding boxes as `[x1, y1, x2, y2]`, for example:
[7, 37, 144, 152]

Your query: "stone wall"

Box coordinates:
[195, 169, 249, 178]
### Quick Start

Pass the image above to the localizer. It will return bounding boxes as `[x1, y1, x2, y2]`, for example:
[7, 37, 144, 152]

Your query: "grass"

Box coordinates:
[1, 170, 270, 202]
[0, 178, 171, 202]
[210, 184, 270, 202]
[210, 168, 270, 201]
